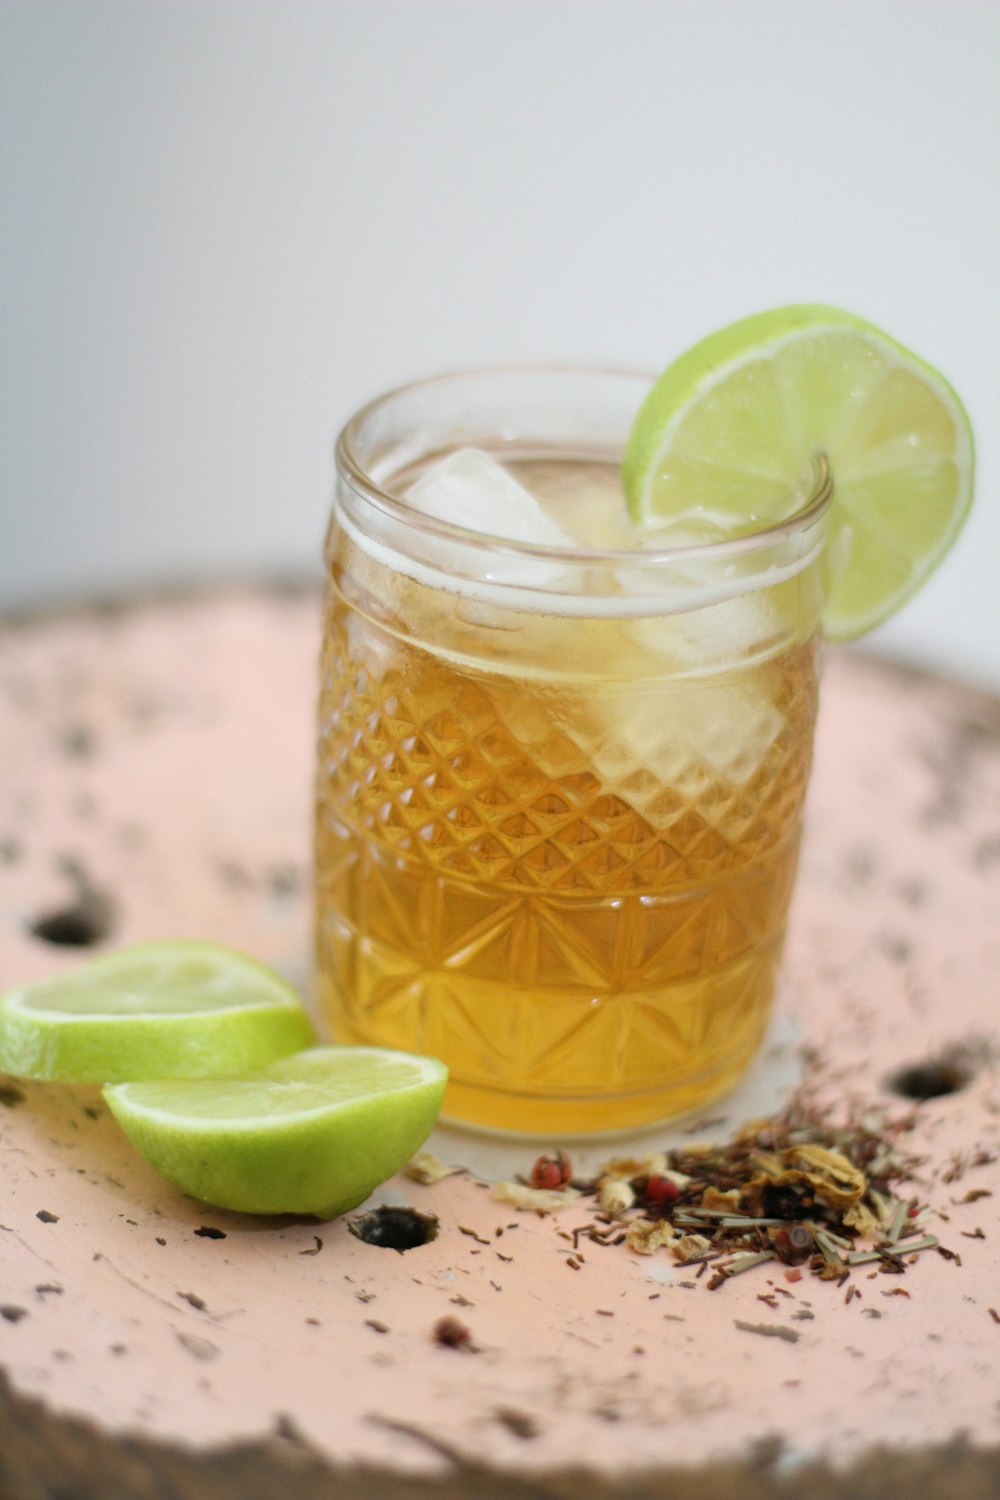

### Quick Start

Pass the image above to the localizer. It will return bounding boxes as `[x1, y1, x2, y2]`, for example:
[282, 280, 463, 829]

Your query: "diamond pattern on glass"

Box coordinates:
[317, 585, 819, 1128]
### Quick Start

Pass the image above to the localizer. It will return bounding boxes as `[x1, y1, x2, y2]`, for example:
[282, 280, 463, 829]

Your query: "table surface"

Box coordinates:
[1, 586, 998, 1500]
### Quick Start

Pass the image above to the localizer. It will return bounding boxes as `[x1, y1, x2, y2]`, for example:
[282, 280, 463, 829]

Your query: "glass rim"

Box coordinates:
[335, 365, 834, 566]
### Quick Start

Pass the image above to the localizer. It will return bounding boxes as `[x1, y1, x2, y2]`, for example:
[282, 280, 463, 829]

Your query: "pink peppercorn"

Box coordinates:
[644, 1175, 681, 1208]
[529, 1151, 572, 1190]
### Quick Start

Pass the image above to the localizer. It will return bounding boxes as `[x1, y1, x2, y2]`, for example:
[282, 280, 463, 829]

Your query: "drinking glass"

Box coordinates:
[317, 370, 830, 1135]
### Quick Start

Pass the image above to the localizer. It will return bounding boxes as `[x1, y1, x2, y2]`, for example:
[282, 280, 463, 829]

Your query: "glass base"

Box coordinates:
[421, 1003, 802, 1182]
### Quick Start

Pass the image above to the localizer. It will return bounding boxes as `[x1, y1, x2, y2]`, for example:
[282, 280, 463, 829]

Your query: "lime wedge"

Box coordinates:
[0, 942, 315, 1083]
[103, 1046, 448, 1218]
[623, 305, 974, 640]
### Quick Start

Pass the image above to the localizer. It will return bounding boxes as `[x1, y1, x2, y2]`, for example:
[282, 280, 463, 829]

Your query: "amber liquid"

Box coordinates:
[316, 459, 821, 1134]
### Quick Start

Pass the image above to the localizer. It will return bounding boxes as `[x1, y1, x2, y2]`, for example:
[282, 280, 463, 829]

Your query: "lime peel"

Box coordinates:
[103, 1046, 449, 1218]
[0, 942, 316, 1083]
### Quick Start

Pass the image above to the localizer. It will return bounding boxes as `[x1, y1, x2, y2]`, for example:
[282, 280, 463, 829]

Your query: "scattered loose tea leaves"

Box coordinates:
[273, 1413, 308, 1445]
[502, 1090, 949, 1301]
[433, 1315, 473, 1350]
[734, 1319, 800, 1343]
[176, 1332, 218, 1361]
[494, 1406, 539, 1439]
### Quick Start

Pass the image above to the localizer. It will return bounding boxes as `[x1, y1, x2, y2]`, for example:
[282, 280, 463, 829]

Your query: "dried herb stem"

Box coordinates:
[885, 1199, 909, 1244]
[847, 1234, 939, 1266]
[814, 1230, 848, 1267]
[720, 1250, 775, 1277]
[815, 1226, 853, 1252]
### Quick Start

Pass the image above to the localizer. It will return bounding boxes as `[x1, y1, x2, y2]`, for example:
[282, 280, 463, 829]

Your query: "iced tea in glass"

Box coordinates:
[316, 371, 830, 1135]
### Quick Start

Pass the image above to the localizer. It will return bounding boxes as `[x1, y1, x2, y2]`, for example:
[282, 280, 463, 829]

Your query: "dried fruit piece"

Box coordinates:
[626, 1219, 679, 1256]
[674, 1233, 712, 1263]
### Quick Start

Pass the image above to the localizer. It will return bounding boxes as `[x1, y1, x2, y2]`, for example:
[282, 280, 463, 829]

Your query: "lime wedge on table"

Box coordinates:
[623, 305, 974, 640]
[104, 1047, 448, 1218]
[0, 942, 315, 1083]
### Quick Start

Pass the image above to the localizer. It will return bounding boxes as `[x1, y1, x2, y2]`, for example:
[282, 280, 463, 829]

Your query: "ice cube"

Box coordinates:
[586, 677, 784, 796]
[611, 595, 787, 806]
[405, 449, 577, 584]
[626, 591, 783, 676]
[492, 666, 783, 830]
[614, 519, 748, 612]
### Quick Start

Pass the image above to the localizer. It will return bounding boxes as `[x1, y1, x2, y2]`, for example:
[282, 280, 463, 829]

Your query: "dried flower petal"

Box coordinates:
[843, 1198, 881, 1236]
[600, 1153, 667, 1182]
[492, 1182, 581, 1213]
[404, 1151, 455, 1185]
[782, 1145, 866, 1207]
[743, 1143, 866, 1214]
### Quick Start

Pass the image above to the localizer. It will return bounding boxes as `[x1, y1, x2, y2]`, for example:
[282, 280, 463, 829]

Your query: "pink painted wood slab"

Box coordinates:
[1, 588, 998, 1499]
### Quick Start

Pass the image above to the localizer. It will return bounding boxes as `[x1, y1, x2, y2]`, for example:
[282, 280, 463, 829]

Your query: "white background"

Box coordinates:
[2, 0, 998, 688]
